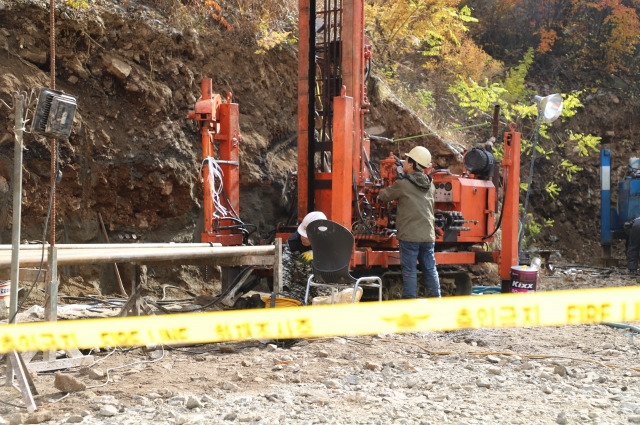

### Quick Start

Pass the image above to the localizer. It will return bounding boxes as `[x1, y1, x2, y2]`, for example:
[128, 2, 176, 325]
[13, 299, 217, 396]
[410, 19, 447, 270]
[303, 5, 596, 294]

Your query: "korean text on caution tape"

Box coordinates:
[1, 286, 640, 354]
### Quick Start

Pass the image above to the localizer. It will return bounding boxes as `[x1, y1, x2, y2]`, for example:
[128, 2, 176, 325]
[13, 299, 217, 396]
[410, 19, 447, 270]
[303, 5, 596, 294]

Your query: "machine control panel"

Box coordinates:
[434, 181, 454, 202]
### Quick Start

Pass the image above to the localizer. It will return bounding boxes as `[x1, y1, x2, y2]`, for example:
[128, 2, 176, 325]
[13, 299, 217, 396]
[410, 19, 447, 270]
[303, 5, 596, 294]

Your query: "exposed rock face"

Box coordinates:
[0, 0, 460, 295]
[6, 0, 634, 296]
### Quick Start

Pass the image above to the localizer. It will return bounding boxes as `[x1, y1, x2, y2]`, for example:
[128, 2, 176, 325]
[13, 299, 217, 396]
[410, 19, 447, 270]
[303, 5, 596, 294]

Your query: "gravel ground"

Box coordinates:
[1, 269, 640, 425]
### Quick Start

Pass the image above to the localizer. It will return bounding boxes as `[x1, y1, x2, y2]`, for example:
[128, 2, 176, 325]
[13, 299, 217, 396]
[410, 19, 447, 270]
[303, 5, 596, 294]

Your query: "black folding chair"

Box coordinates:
[304, 219, 382, 305]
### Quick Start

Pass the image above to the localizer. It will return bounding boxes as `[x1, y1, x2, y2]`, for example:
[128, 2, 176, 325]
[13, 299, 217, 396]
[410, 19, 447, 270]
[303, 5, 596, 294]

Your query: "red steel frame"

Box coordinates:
[188, 78, 243, 245]
[296, 0, 521, 283]
[298, 0, 369, 230]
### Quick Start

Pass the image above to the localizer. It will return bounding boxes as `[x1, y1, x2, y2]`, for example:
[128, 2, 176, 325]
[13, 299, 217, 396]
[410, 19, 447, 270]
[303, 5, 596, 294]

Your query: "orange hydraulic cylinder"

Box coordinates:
[332, 88, 354, 229]
[215, 96, 241, 224]
[201, 128, 214, 235]
[498, 124, 521, 280]
[342, 0, 367, 184]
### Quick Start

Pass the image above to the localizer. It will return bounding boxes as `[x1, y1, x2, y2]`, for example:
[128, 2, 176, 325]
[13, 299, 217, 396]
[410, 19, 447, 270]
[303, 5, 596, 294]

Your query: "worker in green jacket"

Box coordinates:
[378, 146, 441, 298]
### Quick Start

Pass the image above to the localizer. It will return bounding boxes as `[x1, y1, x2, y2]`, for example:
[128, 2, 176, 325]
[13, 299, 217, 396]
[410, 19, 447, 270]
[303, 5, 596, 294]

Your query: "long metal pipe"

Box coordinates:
[0, 243, 223, 250]
[0, 245, 276, 268]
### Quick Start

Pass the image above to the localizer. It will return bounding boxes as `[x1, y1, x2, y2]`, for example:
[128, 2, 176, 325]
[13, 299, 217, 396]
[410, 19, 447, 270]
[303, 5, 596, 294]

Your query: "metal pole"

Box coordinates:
[6, 91, 25, 386]
[9, 92, 25, 324]
[518, 113, 542, 258]
[0, 245, 277, 268]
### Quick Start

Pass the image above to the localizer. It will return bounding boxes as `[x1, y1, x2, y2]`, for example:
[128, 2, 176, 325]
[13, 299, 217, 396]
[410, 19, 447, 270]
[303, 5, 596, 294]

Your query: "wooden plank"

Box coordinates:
[44, 246, 58, 362]
[0, 268, 49, 282]
[273, 238, 283, 294]
[25, 355, 94, 373]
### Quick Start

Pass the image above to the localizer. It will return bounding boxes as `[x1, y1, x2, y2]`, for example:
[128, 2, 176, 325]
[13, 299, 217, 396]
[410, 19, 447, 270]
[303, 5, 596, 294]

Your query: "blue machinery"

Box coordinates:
[600, 149, 640, 261]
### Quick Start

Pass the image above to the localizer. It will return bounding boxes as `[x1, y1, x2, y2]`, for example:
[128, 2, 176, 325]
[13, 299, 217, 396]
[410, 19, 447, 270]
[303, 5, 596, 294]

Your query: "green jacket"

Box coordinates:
[378, 171, 435, 242]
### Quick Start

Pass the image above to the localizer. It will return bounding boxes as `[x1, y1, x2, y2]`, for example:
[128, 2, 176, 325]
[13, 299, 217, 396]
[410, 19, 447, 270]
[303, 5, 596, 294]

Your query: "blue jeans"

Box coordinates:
[399, 241, 441, 298]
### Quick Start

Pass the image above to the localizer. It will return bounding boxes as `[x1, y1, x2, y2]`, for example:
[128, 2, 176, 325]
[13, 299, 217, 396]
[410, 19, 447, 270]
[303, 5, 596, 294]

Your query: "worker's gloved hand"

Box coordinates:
[301, 251, 314, 262]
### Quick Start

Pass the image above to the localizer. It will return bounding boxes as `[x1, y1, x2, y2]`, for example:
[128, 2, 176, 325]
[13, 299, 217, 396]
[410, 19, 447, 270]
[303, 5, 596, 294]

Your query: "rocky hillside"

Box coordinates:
[0, 0, 466, 295]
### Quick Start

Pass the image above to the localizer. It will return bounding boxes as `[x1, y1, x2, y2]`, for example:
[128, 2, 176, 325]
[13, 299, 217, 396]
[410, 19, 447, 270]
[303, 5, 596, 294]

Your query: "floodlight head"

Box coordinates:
[31, 87, 77, 139]
[534, 93, 563, 123]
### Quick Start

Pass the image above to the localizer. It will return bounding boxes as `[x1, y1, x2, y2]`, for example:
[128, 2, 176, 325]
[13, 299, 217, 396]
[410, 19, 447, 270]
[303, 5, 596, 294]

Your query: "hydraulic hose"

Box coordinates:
[602, 322, 640, 333]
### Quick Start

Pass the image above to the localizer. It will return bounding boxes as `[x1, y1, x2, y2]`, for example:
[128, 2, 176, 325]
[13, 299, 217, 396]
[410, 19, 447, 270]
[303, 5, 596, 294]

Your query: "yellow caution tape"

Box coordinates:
[1, 286, 640, 354]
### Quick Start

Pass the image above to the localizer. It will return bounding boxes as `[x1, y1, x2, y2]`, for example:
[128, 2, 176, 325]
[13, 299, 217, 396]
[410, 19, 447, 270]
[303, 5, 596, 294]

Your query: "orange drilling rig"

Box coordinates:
[279, 0, 522, 296]
[189, 0, 523, 297]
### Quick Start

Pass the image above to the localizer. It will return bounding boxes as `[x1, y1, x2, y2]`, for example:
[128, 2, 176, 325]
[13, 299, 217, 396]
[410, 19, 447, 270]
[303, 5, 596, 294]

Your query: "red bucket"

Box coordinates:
[510, 266, 538, 293]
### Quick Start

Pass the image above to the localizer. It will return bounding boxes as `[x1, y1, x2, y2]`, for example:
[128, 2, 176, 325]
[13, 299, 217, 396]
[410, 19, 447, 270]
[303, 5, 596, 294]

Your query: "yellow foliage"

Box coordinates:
[366, 0, 464, 59]
[255, 30, 293, 53]
[66, 0, 89, 9]
[366, 0, 500, 90]
[436, 37, 502, 81]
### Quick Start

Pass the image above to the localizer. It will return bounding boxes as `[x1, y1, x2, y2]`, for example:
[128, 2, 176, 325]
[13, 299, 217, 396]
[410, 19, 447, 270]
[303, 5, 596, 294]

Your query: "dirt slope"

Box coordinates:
[0, 0, 465, 295]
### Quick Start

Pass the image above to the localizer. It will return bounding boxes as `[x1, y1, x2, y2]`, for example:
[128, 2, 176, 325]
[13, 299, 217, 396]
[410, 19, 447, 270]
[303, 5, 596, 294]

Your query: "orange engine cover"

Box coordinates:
[432, 172, 496, 243]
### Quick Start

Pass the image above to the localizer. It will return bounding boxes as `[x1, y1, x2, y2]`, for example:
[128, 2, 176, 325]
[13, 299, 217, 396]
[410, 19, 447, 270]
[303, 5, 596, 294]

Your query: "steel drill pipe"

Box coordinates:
[0, 245, 275, 268]
[0, 243, 223, 250]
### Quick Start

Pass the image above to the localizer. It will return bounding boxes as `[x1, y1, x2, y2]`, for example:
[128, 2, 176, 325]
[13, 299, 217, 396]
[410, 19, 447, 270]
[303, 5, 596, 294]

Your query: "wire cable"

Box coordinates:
[392, 122, 490, 143]
[602, 322, 640, 333]
[483, 168, 508, 240]
[200, 156, 229, 219]
[86, 345, 166, 390]
[0, 397, 28, 409]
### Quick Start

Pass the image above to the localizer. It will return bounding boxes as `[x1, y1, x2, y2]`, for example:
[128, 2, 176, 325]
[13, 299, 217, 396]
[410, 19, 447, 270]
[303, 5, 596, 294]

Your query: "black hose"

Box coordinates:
[190, 266, 255, 311]
[483, 168, 507, 240]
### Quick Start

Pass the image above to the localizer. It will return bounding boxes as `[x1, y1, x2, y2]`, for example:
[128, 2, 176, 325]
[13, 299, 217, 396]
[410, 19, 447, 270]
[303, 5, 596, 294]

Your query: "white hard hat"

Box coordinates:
[298, 211, 327, 238]
[405, 146, 432, 169]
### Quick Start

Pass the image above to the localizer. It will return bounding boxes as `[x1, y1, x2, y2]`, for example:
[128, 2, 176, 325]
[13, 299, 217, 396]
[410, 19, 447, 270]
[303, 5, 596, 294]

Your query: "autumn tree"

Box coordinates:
[365, 0, 501, 108]
[466, 0, 640, 79]
[566, 0, 640, 73]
